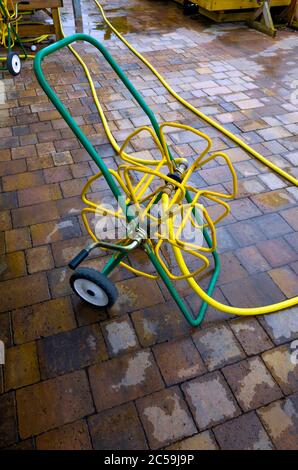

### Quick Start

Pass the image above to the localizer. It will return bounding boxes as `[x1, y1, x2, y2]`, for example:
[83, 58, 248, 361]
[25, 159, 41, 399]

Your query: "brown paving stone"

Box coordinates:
[30, 218, 81, 246]
[213, 412, 273, 450]
[51, 236, 91, 268]
[257, 238, 298, 268]
[12, 201, 59, 228]
[230, 317, 273, 355]
[12, 297, 76, 344]
[251, 190, 295, 214]
[0, 211, 11, 231]
[0, 392, 17, 448]
[268, 267, 298, 298]
[38, 324, 108, 379]
[262, 344, 298, 395]
[223, 357, 282, 412]
[5, 228, 31, 253]
[17, 370, 94, 438]
[257, 393, 298, 450]
[136, 387, 196, 449]
[17, 184, 62, 207]
[0, 312, 12, 347]
[260, 307, 298, 345]
[131, 300, 190, 347]
[192, 324, 245, 371]
[2, 171, 44, 192]
[4, 342, 40, 391]
[48, 266, 72, 299]
[182, 371, 240, 430]
[110, 277, 164, 316]
[166, 431, 218, 450]
[102, 317, 139, 357]
[88, 402, 148, 450]
[89, 349, 164, 412]
[153, 337, 206, 385]
[229, 199, 262, 221]
[0, 159, 26, 177]
[0, 252, 27, 280]
[217, 252, 248, 285]
[235, 245, 270, 274]
[221, 272, 285, 308]
[26, 245, 54, 274]
[36, 420, 92, 450]
[43, 165, 72, 184]
[281, 207, 298, 231]
[0, 273, 50, 313]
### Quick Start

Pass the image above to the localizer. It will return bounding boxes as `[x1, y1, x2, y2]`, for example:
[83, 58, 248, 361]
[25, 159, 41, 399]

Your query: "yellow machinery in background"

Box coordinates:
[175, 0, 297, 36]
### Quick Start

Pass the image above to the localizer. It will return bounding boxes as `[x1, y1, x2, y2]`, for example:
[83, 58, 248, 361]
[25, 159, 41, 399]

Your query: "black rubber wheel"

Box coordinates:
[7, 52, 21, 76]
[70, 267, 118, 308]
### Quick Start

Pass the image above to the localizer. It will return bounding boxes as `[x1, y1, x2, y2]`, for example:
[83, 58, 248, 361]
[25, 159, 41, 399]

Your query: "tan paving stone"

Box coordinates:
[36, 420, 92, 450]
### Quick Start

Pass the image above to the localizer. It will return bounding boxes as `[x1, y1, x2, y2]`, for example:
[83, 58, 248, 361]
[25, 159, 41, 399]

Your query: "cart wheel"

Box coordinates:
[70, 267, 118, 307]
[7, 52, 21, 76]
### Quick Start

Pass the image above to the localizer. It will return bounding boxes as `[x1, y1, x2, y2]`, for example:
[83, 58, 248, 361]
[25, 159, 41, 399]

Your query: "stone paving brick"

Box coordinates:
[281, 207, 298, 231]
[89, 349, 164, 411]
[110, 277, 164, 315]
[52, 151, 73, 166]
[166, 431, 218, 450]
[192, 324, 245, 371]
[268, 267, 298, 298]
[30, 218, 81, 246]
[213, 412, 273, 450]
[286, 232, 298, 252]
[102, 317, 139, 357]
[47, 266, 72, 299]
[257, 393, 298, 450]
[5, 228, 31, 253]
[182, 371, 240, 430]
[43, 165, 73, 184]
[229, 199, 262, 221]
[51, 236, 90, 268]
[260, 307, 298, 345]
[4, 342, 40, 391]
[131, 301, 190, 347]
[223, 357, 282, 411]
[262, 344, 298, 395]
[0, 251, 27, 280]
[0, 191, 18, 211]
[253, 213, 293, 239]
[221, 272, 285, 308]
[36, 420, 92, 450]
[0, 211, 11, 231]
[226, 220, 267, 247]
[0, 273, 50, 313]
[17, 370, 94, 438]
[218, 252, 248, 285]
[230, 317, 273, 355]
[12, 297, 76, 344]
[12, 201, 60, 228]
[88, 402, 148, 450]
[186, 287, 233, 325]
[235, 245, 270, 274]
[153, 337, 206, 385]
[0, 392, 17, 448]
[0, 312, 12, 347]
[26, 245, 54, 274]
[257, 238, 298, 268]
[136, 387, 196, 449]
[38, 324, 108, 379]
[2, 171, 44, 192]
[17, 184, 62, 207]
[251, 190, 295, 214]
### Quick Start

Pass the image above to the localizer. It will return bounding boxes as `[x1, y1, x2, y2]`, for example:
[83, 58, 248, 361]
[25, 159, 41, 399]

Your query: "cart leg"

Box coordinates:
[101, 251, 127, 277]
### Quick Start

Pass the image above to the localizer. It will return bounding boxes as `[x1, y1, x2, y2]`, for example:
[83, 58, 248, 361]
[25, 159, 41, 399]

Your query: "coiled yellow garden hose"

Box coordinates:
[53, 6, 297, 315]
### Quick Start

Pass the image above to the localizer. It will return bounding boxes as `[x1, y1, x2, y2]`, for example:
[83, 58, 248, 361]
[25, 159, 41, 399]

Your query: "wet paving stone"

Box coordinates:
[102, 317, 139, 357]
[259, 307, 298, 345]
[182, 371, 240, 430]
[17, 370, 94, 438]
[89, 349, 164, 412]
[37, 324, 108, 379]
[136, 387, 196, 449]
[192, 324, 245, 371]
[0, 392, 17, 448]
[88, 402, 148, 450]
[223, 357, 282, 412]
[262, 344, 298, 395]
[153, 337, 206, 385]
[166, 431, 218, 450]
[36, 420, 92, 450]
[230, 317, 273, 356]
[257, 393, 298, 450]
[4, 342, 40, 391]
[213, 411, 273, 450]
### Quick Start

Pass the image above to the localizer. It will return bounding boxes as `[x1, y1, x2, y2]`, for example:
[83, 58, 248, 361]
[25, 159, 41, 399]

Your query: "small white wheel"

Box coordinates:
[73, 278, 109, 307]
[7, 52, 21, 76]
[70, 267, 118, 308]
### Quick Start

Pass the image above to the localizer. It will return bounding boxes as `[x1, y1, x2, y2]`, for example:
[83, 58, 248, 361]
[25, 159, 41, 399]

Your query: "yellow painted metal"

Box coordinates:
[190, 0, 291, 10]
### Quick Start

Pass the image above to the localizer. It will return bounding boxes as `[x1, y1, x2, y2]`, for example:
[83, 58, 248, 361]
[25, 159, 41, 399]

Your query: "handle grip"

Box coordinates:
[69, 249, 89, 270]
